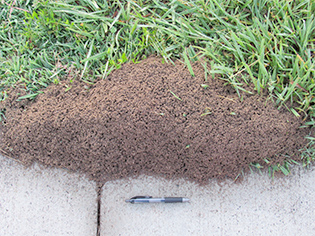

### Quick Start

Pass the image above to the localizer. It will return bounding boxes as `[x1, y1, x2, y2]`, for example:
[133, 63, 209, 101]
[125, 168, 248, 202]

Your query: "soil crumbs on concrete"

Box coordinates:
[0, 56, 311, 184]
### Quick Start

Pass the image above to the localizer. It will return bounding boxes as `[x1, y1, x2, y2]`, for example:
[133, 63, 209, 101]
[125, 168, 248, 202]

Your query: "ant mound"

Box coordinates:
[0, 56, 310, 184]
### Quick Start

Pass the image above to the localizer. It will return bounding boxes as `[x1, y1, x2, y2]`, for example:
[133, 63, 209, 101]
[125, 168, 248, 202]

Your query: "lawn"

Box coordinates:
[1, 0, 314, 175]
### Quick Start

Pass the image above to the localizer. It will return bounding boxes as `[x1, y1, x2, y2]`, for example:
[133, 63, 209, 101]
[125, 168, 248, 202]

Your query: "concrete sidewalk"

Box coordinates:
[101, 167, 315, 235]
[0, 155, 97, 236]
[1, 153, 315, 235]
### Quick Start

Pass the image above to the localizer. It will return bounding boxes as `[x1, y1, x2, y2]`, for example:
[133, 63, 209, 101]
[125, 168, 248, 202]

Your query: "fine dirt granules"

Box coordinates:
[0, 56, 311, 184]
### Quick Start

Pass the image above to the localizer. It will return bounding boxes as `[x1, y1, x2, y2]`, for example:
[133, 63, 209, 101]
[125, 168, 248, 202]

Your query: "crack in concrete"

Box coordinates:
[96, 183, 103, 236]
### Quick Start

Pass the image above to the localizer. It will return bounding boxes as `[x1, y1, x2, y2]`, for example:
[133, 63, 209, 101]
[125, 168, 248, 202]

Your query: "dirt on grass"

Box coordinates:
[0, 56, 311, 184]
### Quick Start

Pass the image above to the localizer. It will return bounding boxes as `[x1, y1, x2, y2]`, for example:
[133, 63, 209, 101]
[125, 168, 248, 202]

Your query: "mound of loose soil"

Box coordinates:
[0, 56, 311, 184]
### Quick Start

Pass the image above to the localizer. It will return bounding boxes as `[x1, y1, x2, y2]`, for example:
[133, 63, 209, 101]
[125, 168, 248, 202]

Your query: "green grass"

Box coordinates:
[1, 0, 314, 175]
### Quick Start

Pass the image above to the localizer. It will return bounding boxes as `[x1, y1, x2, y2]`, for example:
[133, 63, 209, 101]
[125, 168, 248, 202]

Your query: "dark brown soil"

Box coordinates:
[0, 56, 311, 184]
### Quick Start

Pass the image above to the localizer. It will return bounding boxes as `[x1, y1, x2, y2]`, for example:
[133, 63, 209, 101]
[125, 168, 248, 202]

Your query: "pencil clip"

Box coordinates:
[131, 196, 152, 199]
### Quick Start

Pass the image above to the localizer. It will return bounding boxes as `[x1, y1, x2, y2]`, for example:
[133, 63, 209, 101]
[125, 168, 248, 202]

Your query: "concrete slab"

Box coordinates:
[0, 155, 97, 236]
[101, 167, 315, 235]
